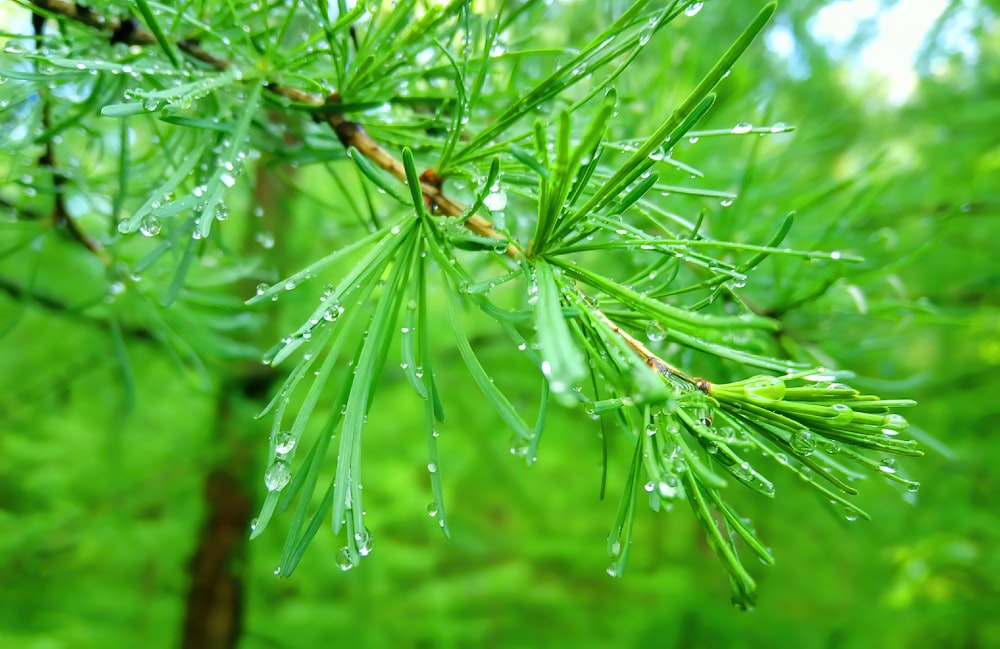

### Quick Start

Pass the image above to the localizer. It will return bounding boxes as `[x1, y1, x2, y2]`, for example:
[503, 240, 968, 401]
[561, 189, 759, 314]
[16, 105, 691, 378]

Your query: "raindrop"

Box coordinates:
[142, 98, 162, 112]
[645, 321, 664, 342]
[881, 413, 908, 431]
[789, 430, 816, 456]
[255, 282, 269, 296]
[255, 231, 274, 249]
[355, 527, 373, 557]
[829, 403, 854, 424]
[264, 460, 292, 491]
[427, 502, 438, 517]
[684, 1, 704, 16]
[731, 122, 753, 134]
[275, 431, 296, 455]
[214, 203, 230, 221]
[220, 172, 236, 188]
[878, 458, 898, 475]
[483, 188, 507, 211]
[427, 463, 437, 474]
[324, 304, 345, 321]
[335, 547, 355, 571]
[140, 215, 161, 236]
[606, 564, 621, 578]
[744, 376, 785, 402]
[720, 198, 734, 207]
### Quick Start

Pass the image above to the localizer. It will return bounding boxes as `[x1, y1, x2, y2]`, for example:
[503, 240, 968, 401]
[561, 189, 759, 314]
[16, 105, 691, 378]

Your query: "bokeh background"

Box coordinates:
[1, 1, 999, 647]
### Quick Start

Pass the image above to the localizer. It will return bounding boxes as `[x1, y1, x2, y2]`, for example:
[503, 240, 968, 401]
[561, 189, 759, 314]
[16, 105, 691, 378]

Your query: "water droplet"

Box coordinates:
[881, 413, 908, 431]
[220, 172, 236, 188]
[606, 564, 621, 578]
[354, 527, 372, 557]
[645, 321, 664, 342]
[284, 279, 296, 290]
[324, 304, 345, 321]
[427, 462, 437, 473]
[275, 431, 296, 455]
[509, 434, 530, 458]
[789, 430, 816, 456]
[829, 403, 854, 424]
[744, 376, 786, 402]
[878, 458, 898, 475]
[830, 250, 843, 260]
[688, 136, 699, 144]
[731, 122, 753, 134]
[427, 502, 438, 517]
[142, 98, 162, 112]
[684, 1, 703, 16]
[335, 547, 355, 571]
[720, 197, 734, 207]
[255, 282, 269, 296]
[255, 231, 274, 249]
[139, 214, 162, 236]
[264, 460, 292, 490]
[483, 188, 507, 211]
[214, 203, 229, 221]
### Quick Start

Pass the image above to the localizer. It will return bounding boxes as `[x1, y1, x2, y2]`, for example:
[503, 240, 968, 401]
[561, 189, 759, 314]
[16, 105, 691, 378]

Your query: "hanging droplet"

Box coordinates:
[140, 214, 161, 236]
[731, 122, 753, 134]
[645, 321, 664, 342]
[684, 2, 704, 16]
[275, 431, 296, 455]
[255, 282, 269, 296]
[335, 547, 355, 571]
[214, 203, 230, 221]
[264, 460, 291, 491]
[354, 527, 373, 557]
[878, 458, 898, 475]
[427, 502, 439, 517]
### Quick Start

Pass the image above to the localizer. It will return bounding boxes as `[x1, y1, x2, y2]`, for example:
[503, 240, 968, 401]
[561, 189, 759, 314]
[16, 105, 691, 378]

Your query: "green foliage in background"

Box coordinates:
[1, 0, 998, 647]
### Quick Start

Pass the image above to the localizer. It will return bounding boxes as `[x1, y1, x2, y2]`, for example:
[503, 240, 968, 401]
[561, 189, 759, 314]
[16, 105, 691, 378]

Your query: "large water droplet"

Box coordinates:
[335, 547, 355, 571]
[744, 376, 786, 402]
[140, 214, 161, 236]
[355, 527, 373, 557]
[645, 321, 664, 342]
[275, 431, 296, 455]
[264, 460, 291, 490]
[789, 430, 816, 456]
[684, 2, 704, 16]
[732, 122, 753, 134]
[829, 403, 854, 424]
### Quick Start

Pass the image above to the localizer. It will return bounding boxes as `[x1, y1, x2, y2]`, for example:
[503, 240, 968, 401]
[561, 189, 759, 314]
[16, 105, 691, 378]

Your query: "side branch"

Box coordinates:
[31, 0, 700, 390]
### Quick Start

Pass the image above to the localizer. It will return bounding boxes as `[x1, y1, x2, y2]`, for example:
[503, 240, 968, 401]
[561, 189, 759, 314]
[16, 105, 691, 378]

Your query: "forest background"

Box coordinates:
[1, 0, 998, 648]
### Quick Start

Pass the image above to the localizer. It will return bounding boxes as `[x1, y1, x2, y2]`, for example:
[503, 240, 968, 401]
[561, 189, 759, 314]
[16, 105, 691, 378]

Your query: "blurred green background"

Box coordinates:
[2, 1, 999, 647]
